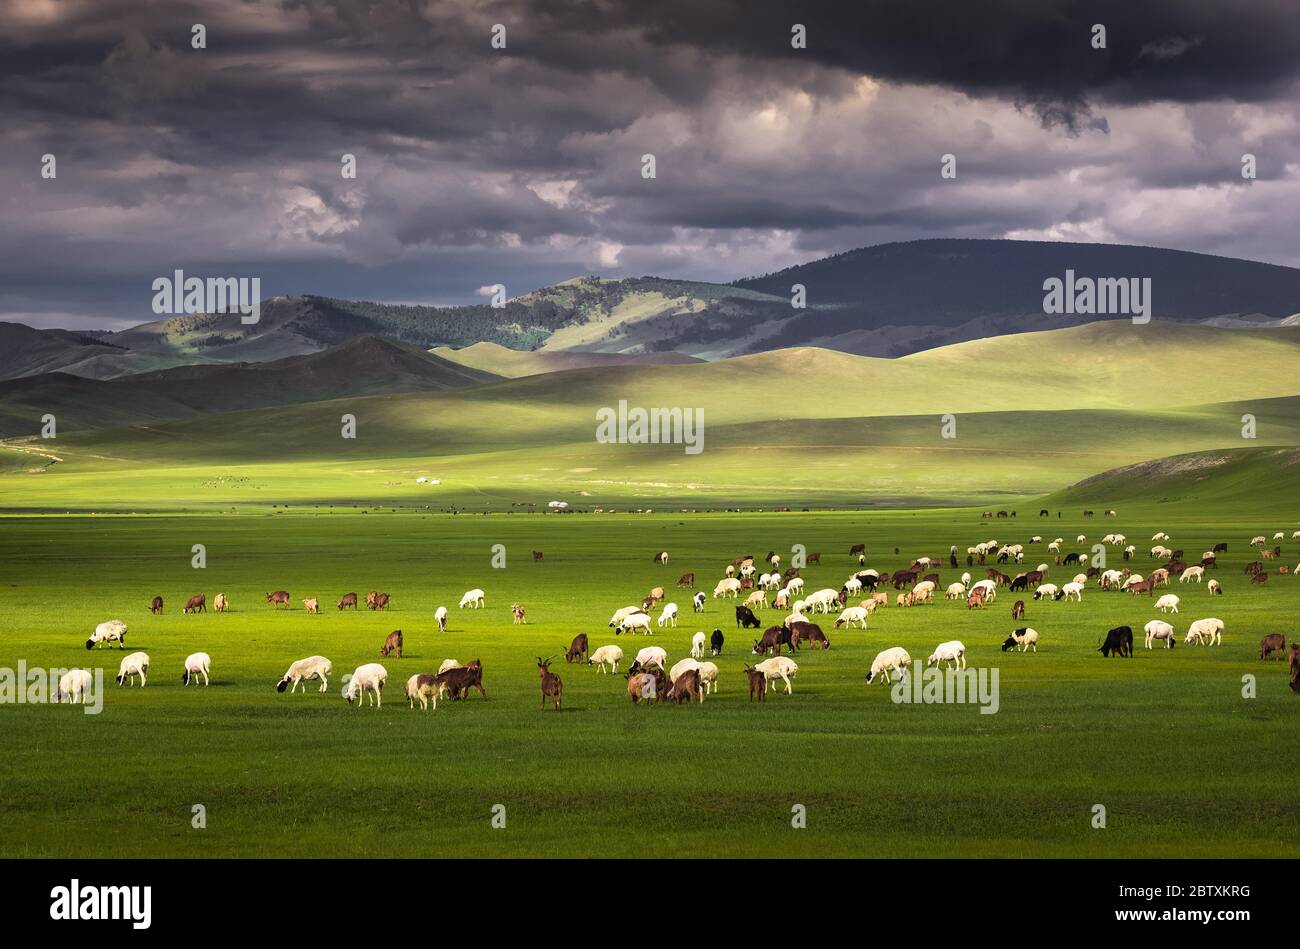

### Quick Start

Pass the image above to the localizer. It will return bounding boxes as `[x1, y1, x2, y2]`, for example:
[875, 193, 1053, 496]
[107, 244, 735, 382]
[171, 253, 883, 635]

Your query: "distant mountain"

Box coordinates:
[0, 336, 498, 436]
[0, 322, 213, 380]
[7, 240, 1300, 380]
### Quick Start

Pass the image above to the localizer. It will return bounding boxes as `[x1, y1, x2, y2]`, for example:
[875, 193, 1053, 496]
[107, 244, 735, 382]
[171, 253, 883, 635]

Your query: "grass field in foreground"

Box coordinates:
[0, 509, 1296, 858]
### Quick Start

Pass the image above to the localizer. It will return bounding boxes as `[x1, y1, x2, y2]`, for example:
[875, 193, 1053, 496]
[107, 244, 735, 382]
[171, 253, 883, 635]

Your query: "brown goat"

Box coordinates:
[564, 633, 589, 663]
[532, 550, 544, 561]
[744, 665, 767, 702]
[677, 572, 695, 587]
[380, 630, 403, 658]
[1011, 599, 1025, 620]
[537, 657, 563, 711]
[183, 594, 206, 614]
[266, 590, 291, 609]
[1260, 634, 1286, 660]
[434, 661, 486, 701]
[338, 592, 358, 610]
[150, 596, 164, 614]
[368, 592, 390, 610]
[666, 668, 703, 704]
[1290, 644, 1300, 694]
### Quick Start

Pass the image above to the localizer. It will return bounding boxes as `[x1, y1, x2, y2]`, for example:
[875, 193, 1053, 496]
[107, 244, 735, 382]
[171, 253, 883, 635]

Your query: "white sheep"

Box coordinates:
[1179, 566, 1204, 583]
[182, 652, 211, 686]
[608, 605, 642, 627]
[54, 669, 94, 704]
[669, 657, 702, 683]
[865, 647, 911, 684]
[657, 602, 679, 627]
[434, 606, 448, 631]
[1143, 620, 1175, 649]
[458, 588, 485, 609]
[1076, 534, 1086, 544]
[343, 663, 388, 706]
[589, 644, 623, 673]
[696, 661, 719, 695]
[1154, 593, 1180, 613]
[86, 619, 127, 651]
[616, 612, 653, 635]
[116, 651, 150, 687]
[1033, 583, 1058, 601]
[960, 571, 972, 586]
[843, 577, 862, 596]
[834, 606, 869, 629]
[945, 581, 967, 600]
[691, 631, 707, 658]
[754, 656, 798, 694]
[1207, 579, 1222, 595]
[1250, 535, 1266, 545]
[437, 658, 464, 675]
[1060, 581, 1084, 602]
[804, 588, 840, 613]
[713, 578, 742, 598]
[926, 640, 966, 669]
[633, 645, 668, 670]
[1185, 618, 1224, 646]
[971, 579, 997, 601]
[743, 590, 767, 610]
[785, 577, 805, 596]
[277, 656, 332, 693]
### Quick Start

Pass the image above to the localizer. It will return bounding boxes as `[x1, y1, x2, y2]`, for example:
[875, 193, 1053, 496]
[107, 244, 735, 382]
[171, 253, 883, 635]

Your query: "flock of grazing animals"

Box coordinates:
[55, 525, 1300, 709]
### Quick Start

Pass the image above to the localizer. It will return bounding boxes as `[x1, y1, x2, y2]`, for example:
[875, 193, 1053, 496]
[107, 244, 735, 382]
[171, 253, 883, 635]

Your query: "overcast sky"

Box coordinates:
[3, 0, 1299, 328]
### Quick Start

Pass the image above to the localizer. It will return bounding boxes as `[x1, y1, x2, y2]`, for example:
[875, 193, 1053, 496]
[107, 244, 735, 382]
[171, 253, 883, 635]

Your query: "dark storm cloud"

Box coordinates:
[0, 0, 1298, 327]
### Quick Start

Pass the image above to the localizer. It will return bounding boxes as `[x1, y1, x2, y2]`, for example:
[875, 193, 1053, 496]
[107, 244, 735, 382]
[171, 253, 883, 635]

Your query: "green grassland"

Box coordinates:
[1, 320, 1298, 858]
[0, 508, 1296, 858]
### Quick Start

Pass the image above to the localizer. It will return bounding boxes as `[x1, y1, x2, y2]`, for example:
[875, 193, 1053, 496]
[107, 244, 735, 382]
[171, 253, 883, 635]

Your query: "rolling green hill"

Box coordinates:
[431, 340, 704, 377]
[3, 320, 1300, 513]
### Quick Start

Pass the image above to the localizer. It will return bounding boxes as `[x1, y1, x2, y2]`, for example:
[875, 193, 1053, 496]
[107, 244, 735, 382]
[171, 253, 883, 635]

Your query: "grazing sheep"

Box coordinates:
[1154, 593, 1180, 613]
[608, 605, 642, 627]
[695, 661, 719, 695]
[86, 619, 128, 651]
[406, 673, 439, 711]
[669, 657, 702, 684]
[1001, 628, 1039, 653]
[302, 597, 319, 613]
[437, 659, 464, 675]
[116, 651, 150, 687]
[1060, 581, 1084, 602]
[713, 578, 742, 598]
[743, 590, 767, 610]
[691, 631, 706, 658]
[589, 644, 624, 673]
[1207, 579, 1222, 595]
[633, 645, 668, 670]
[435, 606, 448, 631]
[692, 591, 707, 612]
[970, 579, 997, 601]
[343, 663, 388, 707]
[1179, 566, 1204, 583]
[843, 577, 863, 596]
[277, 656, 333, 693]
[1143, 620, 1176, 649]
[54, 669, 94, 704]
[926, 641, 966, 669]
[833, 606, 869, 629]
[754, 655, 798, 694]
[803, 588, 840, 613]
[945, 581, 966, 600]
[1032, 583, 1059, 601]
[181, 652, 211, 686]
[655, 602, 680, 627]
[1185, 618, 1224, 646]
[458, 588, 486, 609]
[615, 612, 653, 636]
[865, 647, 911, 685]
[785, 577, 805, 596]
